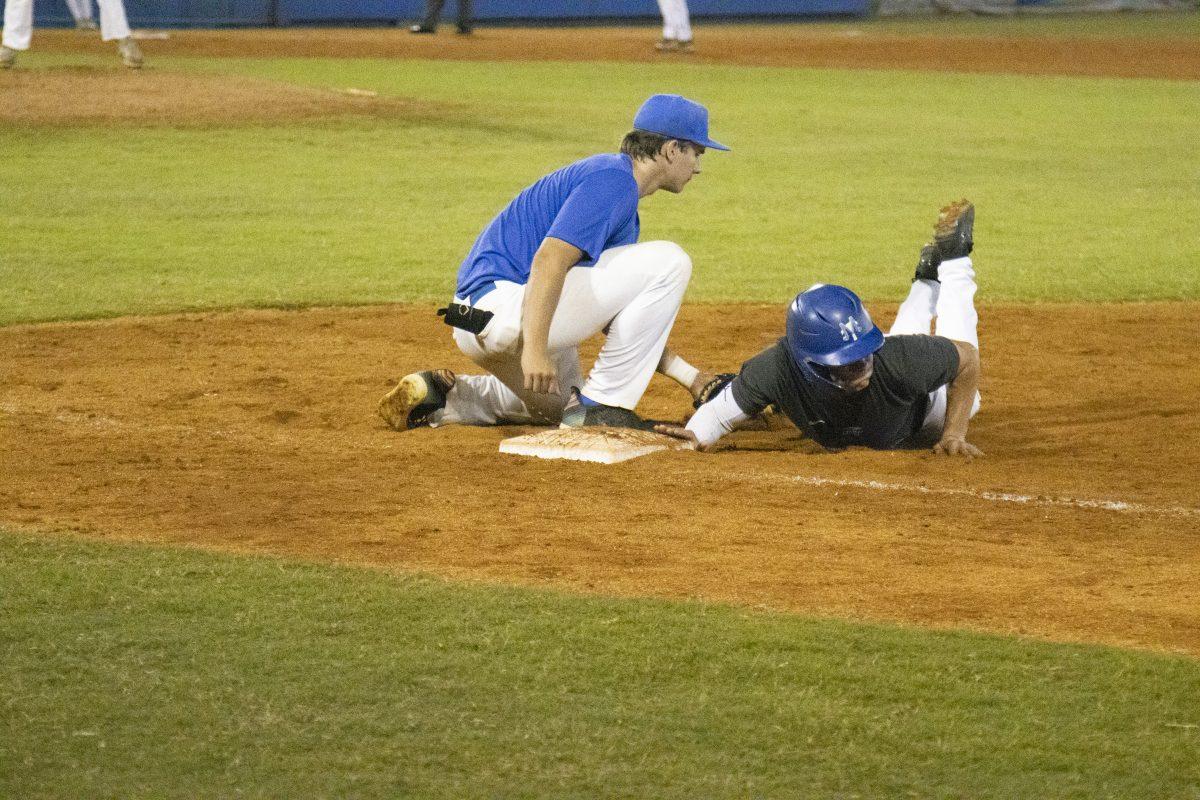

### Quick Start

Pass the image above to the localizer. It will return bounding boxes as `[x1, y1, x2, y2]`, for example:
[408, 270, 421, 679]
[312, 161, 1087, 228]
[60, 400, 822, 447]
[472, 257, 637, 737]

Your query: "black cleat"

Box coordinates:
[378, 369, 456, 431]
[560, 389, 657, 431]
[408, 24, 435, 34]
[914, 243, 942, 282]
[933, 198, 974, 260]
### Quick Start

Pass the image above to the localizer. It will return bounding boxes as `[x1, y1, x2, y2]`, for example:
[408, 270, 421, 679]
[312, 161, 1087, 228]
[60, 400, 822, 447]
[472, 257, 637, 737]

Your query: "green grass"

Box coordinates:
[3, 32, 1200, 796]
[2, 530, 1198, 799]
[822, 10, 1200, 38]
[1, 53, 1198, 324]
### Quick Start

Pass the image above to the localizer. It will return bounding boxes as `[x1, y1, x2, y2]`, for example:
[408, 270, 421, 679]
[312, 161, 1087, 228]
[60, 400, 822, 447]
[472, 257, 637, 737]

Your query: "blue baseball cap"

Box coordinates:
[632, 94, 729, 152]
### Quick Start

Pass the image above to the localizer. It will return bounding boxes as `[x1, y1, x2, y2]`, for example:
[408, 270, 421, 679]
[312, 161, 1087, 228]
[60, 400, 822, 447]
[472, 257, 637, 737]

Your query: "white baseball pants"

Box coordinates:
[656, 0, 692, 42]
[888, 255, 981, 435]
[434, 240, 693, 426]
[3, 0, 130, 49]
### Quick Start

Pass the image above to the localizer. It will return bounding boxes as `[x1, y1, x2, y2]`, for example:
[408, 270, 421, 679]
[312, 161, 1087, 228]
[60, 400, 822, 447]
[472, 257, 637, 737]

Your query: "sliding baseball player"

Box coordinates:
[657, 200, 983, 457]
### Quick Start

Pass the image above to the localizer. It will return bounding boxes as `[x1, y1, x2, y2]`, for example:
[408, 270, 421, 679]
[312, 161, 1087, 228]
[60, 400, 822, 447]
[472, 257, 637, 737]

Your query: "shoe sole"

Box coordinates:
[934, 198, 973, 243]
[378, 373, 431, 431]
[378, 369, 455, 430]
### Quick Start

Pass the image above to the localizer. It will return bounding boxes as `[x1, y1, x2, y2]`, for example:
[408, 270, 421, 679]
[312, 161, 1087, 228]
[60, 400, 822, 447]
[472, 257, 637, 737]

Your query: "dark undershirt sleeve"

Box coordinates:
[730, 344, 787, 416]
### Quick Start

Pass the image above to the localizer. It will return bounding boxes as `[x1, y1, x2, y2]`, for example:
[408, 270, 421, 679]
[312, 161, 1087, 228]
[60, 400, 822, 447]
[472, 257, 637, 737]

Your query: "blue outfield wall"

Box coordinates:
[28, 0, 868, 28]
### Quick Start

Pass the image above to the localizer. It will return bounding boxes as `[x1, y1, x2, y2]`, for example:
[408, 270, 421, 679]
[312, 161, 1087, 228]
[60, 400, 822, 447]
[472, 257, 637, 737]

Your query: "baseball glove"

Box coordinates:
[693, 373, 736, 409]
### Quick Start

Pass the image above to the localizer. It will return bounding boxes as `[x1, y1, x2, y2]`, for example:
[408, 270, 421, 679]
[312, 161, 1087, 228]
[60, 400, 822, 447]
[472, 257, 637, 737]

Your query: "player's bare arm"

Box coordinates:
[933, 339, 982, 457]
[520, 236, 583, 395]
[656, 346, 721, 403]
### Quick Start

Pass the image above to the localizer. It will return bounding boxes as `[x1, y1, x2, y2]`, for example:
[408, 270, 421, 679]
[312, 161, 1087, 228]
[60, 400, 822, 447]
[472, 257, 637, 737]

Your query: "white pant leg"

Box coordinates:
[656, 0, 691, 40]
[436, 279, 583, 426]
[96, 0, 131, 42]
[66, 0, 94, 22]
[888, 279, 938, 336]
[919, 255, 981, 435]
[934, 256, 978, 348]
[440, 239, 691, 421]
[440, 328, 581, 426]
[570, 240, 691, 408]
[2, 0, 34, 50]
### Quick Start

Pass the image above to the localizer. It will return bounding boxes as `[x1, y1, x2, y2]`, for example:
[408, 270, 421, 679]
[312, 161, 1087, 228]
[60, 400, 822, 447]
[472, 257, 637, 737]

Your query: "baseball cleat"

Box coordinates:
[409, 25, 436, 34]
[913, 243, 942, 282]
[560, 389, 657, 432]
[118, 37, 143, 69]
[75, 18, 99, 30]
[378, 369, 456, 431]
[0, 46, 16, 69]
[933, 198, 974, 260]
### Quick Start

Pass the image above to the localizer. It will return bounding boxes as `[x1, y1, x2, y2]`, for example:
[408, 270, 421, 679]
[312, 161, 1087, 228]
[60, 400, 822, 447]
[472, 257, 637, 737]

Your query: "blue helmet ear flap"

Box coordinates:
[785, 284, 883, 386]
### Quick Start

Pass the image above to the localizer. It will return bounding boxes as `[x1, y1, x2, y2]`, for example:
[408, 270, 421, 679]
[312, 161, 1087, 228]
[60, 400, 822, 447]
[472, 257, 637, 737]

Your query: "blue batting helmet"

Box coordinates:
[785, 284, 884, 387]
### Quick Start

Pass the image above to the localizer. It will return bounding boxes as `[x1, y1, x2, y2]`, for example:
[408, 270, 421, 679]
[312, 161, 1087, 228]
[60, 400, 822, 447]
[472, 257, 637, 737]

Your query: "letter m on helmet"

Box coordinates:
[838, 318, 863, 342]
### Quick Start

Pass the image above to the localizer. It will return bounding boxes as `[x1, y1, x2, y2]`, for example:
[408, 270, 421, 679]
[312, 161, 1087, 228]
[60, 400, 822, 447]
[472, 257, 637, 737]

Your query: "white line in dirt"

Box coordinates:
[773, 475, 1200, 519]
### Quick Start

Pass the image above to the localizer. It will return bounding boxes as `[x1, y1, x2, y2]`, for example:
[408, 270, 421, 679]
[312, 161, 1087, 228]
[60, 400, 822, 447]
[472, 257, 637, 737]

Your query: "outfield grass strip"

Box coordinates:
[2, 530, 1198, 798]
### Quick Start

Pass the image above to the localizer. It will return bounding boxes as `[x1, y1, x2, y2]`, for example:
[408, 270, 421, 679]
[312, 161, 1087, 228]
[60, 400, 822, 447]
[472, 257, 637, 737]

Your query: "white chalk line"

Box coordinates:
[768, 474, 1200, 519]
[6, 400, 1197, 519]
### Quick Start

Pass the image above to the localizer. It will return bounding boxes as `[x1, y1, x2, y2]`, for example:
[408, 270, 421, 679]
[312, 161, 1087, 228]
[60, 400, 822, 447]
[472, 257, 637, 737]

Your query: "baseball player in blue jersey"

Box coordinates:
[379, 94, 728, 433]
[657, 200, 984, 457]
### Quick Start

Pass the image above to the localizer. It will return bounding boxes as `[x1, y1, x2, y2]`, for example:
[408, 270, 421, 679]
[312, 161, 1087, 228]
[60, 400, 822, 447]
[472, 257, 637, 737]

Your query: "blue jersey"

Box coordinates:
[456, 153, 641, 301]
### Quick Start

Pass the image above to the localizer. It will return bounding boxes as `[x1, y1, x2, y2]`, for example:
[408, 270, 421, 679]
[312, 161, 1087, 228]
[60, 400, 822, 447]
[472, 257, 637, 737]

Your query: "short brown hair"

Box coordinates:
[619, 130, 698, 161]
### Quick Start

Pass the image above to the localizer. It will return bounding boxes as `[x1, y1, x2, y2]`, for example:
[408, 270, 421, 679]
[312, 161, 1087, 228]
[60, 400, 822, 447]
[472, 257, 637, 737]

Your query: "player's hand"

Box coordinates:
[521, 350, 559, 395]
[654, 423, 704, 451]
[932, 435, 983, 458]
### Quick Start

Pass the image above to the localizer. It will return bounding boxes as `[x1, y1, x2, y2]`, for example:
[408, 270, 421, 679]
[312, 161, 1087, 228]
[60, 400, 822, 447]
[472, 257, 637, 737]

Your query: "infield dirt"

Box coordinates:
[15, 24, 1200, 80]
[3, 25, 1198, 658]
[3, 303, 1199, 656]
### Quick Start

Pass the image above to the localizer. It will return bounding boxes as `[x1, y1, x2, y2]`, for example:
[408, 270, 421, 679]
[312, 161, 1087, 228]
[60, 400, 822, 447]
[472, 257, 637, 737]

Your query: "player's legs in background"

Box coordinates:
[671, 0, 693, 43]
[655, 0, 692, 48]
[2, 0, 35, 52]
[95, 0, 131, 41]
[96, 0, 141, 67]
[419, 0, 445, 30]
[656, 0, 673, 41]
[455, 0, 472, 32]
[65, 0, 97, 28]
